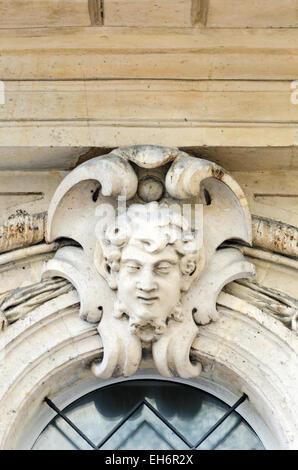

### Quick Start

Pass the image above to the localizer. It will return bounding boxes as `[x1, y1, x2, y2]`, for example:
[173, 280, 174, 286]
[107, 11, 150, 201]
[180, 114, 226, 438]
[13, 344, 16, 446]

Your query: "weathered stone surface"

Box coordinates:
[0, 211, 46, 254]
[206, 0, 298, 28]
[104, 0, 194, 27]
[0, 277, 73, 330]
[225, 279, 298, 332]
[0, 0, 92, 27]
[1, 28, 297, 81]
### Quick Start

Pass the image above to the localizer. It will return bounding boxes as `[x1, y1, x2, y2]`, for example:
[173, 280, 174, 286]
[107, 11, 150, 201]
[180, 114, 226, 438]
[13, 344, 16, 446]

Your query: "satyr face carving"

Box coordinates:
[95, 202, 205, 342]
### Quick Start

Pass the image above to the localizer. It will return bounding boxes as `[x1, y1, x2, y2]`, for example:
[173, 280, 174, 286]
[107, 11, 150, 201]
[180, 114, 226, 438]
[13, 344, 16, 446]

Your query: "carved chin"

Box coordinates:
[113, 299, 183, 343]
[129, 319, 167, 343]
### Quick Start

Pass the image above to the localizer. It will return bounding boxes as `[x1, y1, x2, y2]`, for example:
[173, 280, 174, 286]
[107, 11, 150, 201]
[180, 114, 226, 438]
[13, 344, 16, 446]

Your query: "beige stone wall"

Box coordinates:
[0, 2, 297, 146]
[0, 0, 297, 450]
[0, 2, 296, 335]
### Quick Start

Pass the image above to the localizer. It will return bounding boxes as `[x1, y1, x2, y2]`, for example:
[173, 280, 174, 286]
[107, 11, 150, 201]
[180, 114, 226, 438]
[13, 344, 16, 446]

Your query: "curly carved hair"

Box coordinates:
[96, 202, 204, 283]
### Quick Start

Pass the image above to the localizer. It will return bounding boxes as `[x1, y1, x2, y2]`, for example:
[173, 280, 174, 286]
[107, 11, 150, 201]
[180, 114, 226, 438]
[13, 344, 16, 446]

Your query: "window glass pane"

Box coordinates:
[33, 380, 264, 450]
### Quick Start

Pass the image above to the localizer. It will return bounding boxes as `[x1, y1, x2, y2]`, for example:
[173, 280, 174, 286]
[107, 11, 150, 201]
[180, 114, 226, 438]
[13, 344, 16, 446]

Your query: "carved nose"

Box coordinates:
[137, 270, 157, 292]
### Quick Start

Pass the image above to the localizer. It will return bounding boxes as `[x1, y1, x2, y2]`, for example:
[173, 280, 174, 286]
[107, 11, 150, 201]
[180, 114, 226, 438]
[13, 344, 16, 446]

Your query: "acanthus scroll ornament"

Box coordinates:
[42, 146, 255, 379]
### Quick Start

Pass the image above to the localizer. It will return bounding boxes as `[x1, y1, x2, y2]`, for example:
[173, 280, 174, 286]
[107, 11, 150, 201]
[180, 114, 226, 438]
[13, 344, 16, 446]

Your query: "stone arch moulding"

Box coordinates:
[0, 146, 297, 450]
[0, 290, 297, 449]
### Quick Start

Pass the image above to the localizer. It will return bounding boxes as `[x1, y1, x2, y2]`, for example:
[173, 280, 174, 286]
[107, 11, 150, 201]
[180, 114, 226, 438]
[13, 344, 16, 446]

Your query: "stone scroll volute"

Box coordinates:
[42, 146, 254, 379]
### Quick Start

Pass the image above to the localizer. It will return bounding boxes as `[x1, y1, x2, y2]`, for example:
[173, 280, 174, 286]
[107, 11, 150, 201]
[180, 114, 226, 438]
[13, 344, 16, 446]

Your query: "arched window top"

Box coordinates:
[33, 380, 264, 451]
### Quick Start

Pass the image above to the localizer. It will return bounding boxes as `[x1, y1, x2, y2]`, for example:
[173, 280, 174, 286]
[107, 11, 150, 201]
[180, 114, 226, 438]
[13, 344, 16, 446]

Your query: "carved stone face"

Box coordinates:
[115, 240, 182, 342]
[96, 202, 204, 343]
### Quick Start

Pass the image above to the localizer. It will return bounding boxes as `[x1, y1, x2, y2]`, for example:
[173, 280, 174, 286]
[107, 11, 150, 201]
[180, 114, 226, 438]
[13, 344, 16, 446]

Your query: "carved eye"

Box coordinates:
[126, 263, 141, 273]
[155, 262, 172, 275]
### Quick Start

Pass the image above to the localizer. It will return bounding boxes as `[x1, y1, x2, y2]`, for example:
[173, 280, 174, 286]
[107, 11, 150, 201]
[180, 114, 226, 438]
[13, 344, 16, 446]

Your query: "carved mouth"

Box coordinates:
[137, 296, 159, 304]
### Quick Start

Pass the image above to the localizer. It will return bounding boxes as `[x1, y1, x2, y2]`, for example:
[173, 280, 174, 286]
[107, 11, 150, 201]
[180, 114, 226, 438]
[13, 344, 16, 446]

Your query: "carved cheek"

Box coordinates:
[118, 272, 131, 294]
[128, 273, 141, 295]
[159, 272, 180, 296]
